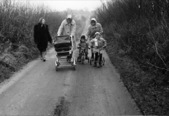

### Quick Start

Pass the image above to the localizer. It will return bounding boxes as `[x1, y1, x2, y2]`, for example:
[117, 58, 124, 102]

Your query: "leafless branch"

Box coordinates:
[147, 61, 169, 71]
[146, 19, 168, 69]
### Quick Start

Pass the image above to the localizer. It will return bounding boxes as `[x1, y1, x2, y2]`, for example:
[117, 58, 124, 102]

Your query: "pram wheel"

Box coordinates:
[73, 66, 76, 70]
[55, 66, 59, 71]
[67, 55, 71, 63]
[87, 57, 90, 63]
[81, 55, 85, 64]
[89, 58, 93, 65]
[71, 58, 76, 70]
[77, 56, 81, 62]
[55, 61, 60, 71]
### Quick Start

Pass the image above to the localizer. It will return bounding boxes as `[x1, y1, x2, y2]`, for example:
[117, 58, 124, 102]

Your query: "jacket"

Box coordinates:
[90, 37, 107, 51]
[87, 21, 103, 39]
[57, 19, 76, 36]
[33, 23, 52, 51]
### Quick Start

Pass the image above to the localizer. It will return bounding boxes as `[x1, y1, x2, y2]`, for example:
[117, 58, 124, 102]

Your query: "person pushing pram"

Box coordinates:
[56, 14, 76, 60]
[57, 14, 76, 47]
[53, 14, 77, 70]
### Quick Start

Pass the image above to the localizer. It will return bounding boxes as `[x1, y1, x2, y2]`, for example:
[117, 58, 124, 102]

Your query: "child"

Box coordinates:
[90, 32, 107, 66]
[77, 35, 89, 62]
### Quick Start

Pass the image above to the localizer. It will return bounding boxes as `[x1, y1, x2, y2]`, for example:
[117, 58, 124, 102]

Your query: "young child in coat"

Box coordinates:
[90, 32, 107, 66]
[77, 35, 89, 62]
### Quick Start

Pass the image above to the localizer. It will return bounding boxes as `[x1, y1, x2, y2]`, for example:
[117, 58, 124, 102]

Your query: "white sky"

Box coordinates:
[17, 0, 106, 11]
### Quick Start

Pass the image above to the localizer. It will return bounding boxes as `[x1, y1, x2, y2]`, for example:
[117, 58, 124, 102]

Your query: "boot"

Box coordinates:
[85, 53, 89, 60]
[42, 52, 46, 62]
[94, 62, 97, 67]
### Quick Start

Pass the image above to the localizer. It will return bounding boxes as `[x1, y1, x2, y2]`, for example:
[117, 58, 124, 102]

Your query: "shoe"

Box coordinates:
[43, 58, 46, 62]
[98, 63, 101, 68]
[85, 56, 89, 60]
[91, 57, 94, 61]
[41, 56, 44, 61]
[43, 55, 46, 61]
[94, 62, 97, 67]
[77, 56, 81, 62]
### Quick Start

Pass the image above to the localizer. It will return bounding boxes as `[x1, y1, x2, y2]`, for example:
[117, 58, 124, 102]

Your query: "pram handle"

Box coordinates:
[53, 35, 71, 43]
[56, 35, 70, 38]
[55, 35, 70, 40]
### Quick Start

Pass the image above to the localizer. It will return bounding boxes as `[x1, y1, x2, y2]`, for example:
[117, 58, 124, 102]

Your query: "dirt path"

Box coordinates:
[0, 20, 141, 116]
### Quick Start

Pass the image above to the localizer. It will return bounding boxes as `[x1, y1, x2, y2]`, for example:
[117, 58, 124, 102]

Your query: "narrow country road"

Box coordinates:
[0, 20, 141, 116]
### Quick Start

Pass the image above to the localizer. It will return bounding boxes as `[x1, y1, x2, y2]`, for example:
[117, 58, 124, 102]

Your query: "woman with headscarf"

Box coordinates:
[87, 18, 103, 41]
[34, 18, 52, 61]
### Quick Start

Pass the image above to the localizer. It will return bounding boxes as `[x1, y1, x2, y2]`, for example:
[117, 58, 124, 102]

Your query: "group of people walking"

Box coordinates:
[33, 14, 106, 66]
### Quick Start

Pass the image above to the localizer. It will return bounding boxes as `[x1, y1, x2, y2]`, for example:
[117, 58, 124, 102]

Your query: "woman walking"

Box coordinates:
[87, 18, 103, 41]
[34, 18, 52, 61]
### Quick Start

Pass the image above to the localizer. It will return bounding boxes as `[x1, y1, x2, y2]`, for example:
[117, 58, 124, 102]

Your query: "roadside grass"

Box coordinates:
[95, 0, 169, 114]
[0, 0, 65, 83]
[106, 37, 169, 115]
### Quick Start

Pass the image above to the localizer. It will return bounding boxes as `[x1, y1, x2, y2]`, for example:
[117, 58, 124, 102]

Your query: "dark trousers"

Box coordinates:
[37, 43, 47, 57]
[92, 52, 102, 63]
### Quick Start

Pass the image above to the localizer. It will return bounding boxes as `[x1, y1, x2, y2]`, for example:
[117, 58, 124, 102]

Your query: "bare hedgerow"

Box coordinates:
[96, 0, 169, 81]
[95, 0, 169, 115]
[0, 0, 66, 81]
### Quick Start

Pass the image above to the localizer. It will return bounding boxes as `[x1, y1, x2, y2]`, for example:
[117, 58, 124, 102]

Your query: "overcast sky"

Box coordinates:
[15, 0, 107, 11]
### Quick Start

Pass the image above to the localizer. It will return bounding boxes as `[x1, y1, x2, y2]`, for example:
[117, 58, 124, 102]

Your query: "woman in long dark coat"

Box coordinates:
[34, 18, 52, 61]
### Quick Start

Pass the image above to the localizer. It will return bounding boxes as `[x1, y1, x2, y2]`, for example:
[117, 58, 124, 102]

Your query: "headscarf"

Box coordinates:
[91, 18, 97, 24]
[95, 32, 101, 36]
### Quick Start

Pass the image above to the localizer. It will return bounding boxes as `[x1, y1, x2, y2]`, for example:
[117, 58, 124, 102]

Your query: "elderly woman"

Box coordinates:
[57, 14, 77, 62]
[34, 18, 52, 61]
[57, 14, 76, 39]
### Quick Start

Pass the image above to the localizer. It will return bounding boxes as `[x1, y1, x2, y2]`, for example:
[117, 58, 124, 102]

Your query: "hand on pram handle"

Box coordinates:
[53, 35, 71, 43]
[70, 35, 74, 39]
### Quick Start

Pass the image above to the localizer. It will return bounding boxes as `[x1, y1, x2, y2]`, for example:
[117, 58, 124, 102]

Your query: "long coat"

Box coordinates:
[57, 19, 76, 37]
[34, 23, 52, 52]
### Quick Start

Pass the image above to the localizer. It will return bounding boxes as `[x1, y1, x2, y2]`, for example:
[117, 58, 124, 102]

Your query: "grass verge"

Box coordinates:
[106, 39, 169, 115]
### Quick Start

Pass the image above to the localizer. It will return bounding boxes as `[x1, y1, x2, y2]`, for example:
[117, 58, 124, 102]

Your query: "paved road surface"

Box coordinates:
[0, 21, 141, 116]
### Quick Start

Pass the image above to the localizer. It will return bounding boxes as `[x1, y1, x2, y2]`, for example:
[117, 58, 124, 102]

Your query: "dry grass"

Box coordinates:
[0, 0, 66, 82]
[95, 0, 169, 115]
[106, 37, 169, 115]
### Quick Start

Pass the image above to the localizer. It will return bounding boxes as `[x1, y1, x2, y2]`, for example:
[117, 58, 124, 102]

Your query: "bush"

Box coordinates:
[0, 0, 66, 82]
[95, 0, 169, 115]
[96, 0, 169, 82]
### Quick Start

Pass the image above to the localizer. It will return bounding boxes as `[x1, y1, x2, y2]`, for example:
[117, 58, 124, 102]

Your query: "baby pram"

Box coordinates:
[54, 35, 76, 71]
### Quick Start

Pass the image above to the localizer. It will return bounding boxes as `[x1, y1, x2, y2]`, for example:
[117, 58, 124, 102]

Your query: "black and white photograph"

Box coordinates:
[0, 0, 168, 115]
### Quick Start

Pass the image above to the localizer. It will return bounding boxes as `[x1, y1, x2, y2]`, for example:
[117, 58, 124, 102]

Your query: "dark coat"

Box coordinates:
[34, 23, 52, 52]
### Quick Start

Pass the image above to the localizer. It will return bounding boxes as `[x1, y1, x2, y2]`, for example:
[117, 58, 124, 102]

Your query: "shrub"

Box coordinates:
[95, 0, 169, 115]
[96, 0, 169, 81]
[0, 0, 66, 82]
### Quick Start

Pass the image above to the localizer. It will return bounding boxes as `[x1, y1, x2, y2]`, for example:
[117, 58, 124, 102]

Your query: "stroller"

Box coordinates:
[54, 35, 76, 71]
